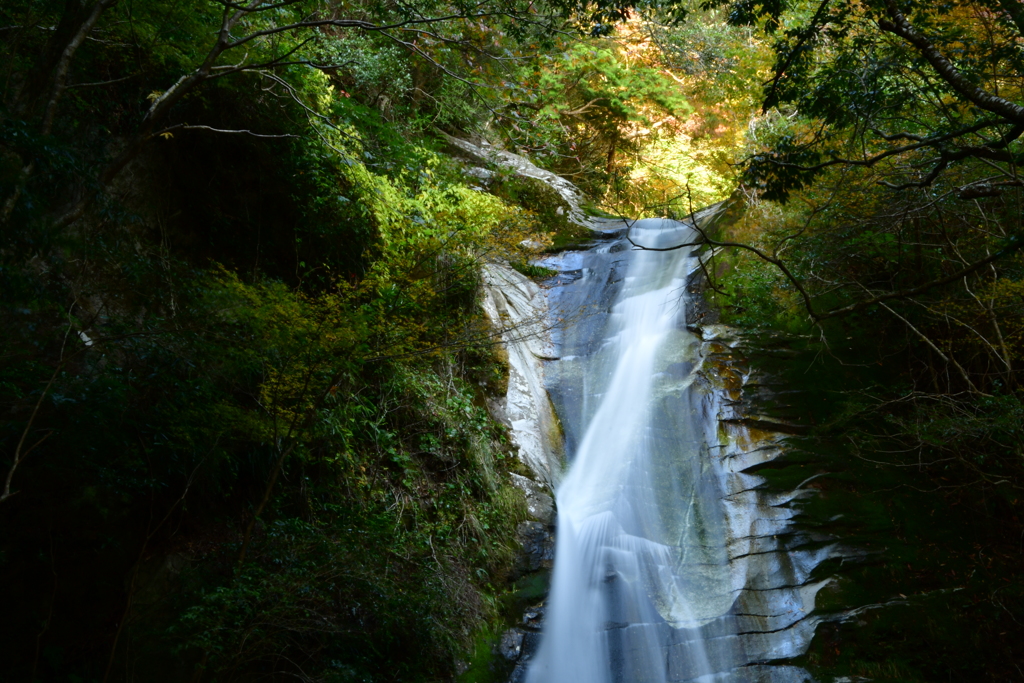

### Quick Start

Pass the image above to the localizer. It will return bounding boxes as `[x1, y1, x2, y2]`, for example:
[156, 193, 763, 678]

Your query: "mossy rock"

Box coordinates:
[487, 173, 591, 251]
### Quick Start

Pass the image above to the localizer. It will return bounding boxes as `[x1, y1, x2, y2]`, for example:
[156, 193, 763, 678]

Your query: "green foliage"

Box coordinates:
[165, 360, 528, 681]
[486, 172, 591, 250]
[312, 32, 413, 105]
[707, 171, 1024, 679]
[711, 248, 801, 331]
[0, 5, 553, 674]
[694, 0, 1024, 200]
[496, 36, 692, 198]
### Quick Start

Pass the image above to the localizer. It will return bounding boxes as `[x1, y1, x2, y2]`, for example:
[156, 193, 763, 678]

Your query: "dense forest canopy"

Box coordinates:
[2, 0, 1024, 680]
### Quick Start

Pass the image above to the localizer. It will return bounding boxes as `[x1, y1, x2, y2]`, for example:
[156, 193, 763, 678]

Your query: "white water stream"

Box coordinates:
[495, 213, 846, 683]
[526, 219, 742, 683]
[467, 135, 844, 681]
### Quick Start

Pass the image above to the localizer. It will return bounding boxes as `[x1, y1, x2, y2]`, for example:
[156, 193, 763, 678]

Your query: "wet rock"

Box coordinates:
[700, 323, 745, 343]
[667, 634, 744, 681]
[522, 604, 545, 629]
[509, 473, 555, 524]
[520, 629, 543, 659]
[499, 629, 525, 660]
[486, 396, 511, 427]
[465, 166, 494, 183]
[480, 263, 564, 486]
[740, 665, 818, 683]
[739, 615, 822, 662]
[516, 521, 555, 573]
[507, 661, 531, 683]
[442, 134, 588, 227]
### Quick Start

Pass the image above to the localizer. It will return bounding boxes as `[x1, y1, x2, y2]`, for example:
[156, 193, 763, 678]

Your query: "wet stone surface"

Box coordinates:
[509, 473, 555, 526]
[514, 522, 555, 575]
[499, 629, 525, 660]
[503, 604, 546, 683]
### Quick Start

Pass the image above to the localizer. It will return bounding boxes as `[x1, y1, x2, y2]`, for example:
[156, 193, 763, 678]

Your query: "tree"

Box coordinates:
[497, 35, 692, 197]
[700, 0, 1024, 202]
[0, 0, 569, 229]
[0, 3, 556, 680]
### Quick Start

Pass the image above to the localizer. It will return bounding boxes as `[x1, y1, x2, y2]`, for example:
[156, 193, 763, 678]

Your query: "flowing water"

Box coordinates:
[522, 218, 825, 683]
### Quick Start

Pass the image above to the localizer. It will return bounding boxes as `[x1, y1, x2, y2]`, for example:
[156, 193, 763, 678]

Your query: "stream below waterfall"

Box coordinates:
[509, 216, 836, 683]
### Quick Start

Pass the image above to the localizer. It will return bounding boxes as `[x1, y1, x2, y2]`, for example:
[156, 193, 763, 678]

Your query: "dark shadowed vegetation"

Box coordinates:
[4, 0, 1024, 680]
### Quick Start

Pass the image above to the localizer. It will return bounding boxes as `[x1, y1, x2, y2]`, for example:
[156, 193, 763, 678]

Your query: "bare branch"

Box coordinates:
[46, 3, 514, 229]
[625, 203, 824, 323]
[151, 124, 299, 139]
[0, 0, 116, 225]
[66, 74, 138, 89]
[2, 367, 61, 505]
[627, 186, 1022, 327]
[816, 247, 1015, 321]
[1, 301, 93, 504]
[877, 300, 983, 394]
[755, 118, 1012, 175]
[212, 0, 307, 11]
[222, 13, 503, 51]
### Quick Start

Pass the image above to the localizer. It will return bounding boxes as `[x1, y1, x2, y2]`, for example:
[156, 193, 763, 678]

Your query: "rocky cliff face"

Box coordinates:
[480, 263, 563, 489]
[443, 135, 590, 229]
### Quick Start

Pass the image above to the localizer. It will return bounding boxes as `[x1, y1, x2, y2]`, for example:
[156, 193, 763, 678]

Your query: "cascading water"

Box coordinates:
[527, 217, 738, 683]
[521, 217, 828, 683]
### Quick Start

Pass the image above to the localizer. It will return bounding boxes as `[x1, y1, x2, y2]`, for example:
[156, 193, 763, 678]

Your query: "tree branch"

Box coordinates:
[876, 301, 982, 394]
[151, 124, 299, 139]
[2, 366, 61, 505]
[222, 13, 503, 51]
[816, 246, 1018, 321]
[757, 119, 1024, 192]
[627, 190, 1023, 326]
[41, 0, 117, 135]
[47, 4, 512, 230]
[762, 0, 831, 112]
[755, 118, 1011, 174]
[625, 193, 824, 323]
[878, 1, 1024, 124]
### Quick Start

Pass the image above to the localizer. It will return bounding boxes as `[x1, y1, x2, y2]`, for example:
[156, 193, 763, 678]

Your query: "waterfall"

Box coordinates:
[521, 217, 828, 683]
